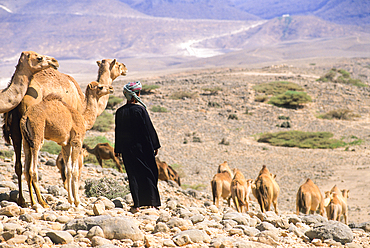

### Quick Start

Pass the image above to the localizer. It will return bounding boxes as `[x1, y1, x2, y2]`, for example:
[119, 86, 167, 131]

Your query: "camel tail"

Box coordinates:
[22, 117, 35, 148]
[257, 184, 270, 212]
[2, 112, 11, 145]
[297, 190, 308, 214]
[234, 195, 241, 212]
[211, 180, 217, 204]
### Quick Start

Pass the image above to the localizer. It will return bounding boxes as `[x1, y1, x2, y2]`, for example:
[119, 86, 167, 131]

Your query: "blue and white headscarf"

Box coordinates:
[123, 81, 147, 109]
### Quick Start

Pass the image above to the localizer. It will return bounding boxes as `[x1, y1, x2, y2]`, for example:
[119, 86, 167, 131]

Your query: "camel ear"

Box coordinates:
[96, 61, 101, 66]
[109, 59, 117, 71]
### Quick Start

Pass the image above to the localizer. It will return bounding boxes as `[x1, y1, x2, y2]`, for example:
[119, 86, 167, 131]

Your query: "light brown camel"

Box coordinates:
[254, 165, 280, 214]
[211, 161, 234, 208]
[296, 178, 325, 216]
[83, 143, 123, 172]
[327, 185, 350, 224]
[156, 157, 181, 186]
[2, 56, 126, 207]
[230, 168, 253, 213]
[20, 82, 113, 207]
[0, 51, 59, 207]
[56, 148, 88, 190]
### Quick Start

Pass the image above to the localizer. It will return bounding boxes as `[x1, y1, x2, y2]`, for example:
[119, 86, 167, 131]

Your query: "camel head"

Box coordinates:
[96, 59, 128, 81]
[19, 51, 59, 73]
[86, 81, 114, 99]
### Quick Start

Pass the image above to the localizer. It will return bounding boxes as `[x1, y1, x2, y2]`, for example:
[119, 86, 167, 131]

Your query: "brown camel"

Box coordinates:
[83, 143, 123, 172]
[296, 178, 325, 216]
[20, 82, 113, 207]
[230, 168, 253, 213]
[211, 161, 234, 208]
[327, 185, 350, 224]
[0, 51, 59, 207]
[2, 55, 126, 207]
[156, 157, 181, 186]
[254, 165, 280, 214]
[56, 148, 88, 190]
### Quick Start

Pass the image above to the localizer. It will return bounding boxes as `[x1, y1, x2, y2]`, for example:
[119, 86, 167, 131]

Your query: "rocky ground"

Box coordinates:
[0, 57, 370, 247]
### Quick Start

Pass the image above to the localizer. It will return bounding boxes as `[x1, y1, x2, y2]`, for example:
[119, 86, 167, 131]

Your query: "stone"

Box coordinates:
[173, 229, 210, 244]
[153, 222, 170, 233]
[46, 230, 74, 244]
[0, 205, 20, 217]
[87, 226, 105, 239]
[91, 236, 112, 247]
[96, 217, 143, 241]
[305, 220, 354, 244]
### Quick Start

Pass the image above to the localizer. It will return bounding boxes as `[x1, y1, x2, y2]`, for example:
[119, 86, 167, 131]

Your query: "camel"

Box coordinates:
[156, 157, 181, 186]
[2, 55, 126, 207]
[296, 178, 325, 216]
[20, 82, 114, 207]
[211, 161, 234, 208]
[83, 143, 123, 172]
[254, 165, 280, 214]
[327, 185, 350, 224]
[56, 148, 88, 190]
[230, 168, 253, 213]
[0, 51, 59, 207]
[323, 191, 333, 207]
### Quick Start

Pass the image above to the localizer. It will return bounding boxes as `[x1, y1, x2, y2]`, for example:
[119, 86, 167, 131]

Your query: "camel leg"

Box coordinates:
[96, 155, 103, 168]
[71, 145, 81, 207]
[273, 199, 279, 215]
[29, 143, 48, 208]
[112, 155, 123, 172]
[11, 111, 27, 207]
[22, 140, 35, 207]
[62, 145, 74, 205]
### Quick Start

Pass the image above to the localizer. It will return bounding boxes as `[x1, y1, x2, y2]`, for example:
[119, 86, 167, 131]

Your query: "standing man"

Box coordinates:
[115, 81, 161, 213]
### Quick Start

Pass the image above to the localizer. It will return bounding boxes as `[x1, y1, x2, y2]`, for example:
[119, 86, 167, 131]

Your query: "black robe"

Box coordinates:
[114, 103, 161, 207]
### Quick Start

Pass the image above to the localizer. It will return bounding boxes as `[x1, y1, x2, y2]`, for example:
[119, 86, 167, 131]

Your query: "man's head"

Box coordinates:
[123, 81, 146, 108]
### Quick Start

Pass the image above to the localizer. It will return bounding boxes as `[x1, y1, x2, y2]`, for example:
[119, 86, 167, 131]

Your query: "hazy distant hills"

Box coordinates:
[0, 0, 369, 83]
[119, 0, 370, 25]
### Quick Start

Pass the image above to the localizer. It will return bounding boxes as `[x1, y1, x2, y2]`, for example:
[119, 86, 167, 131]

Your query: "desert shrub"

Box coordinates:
[202, 87, 222, 95]
[268, 91, 312, 108]
[106, 95, 123, 109]
[228, 114, 238, 120]
[253, 81, 303, 95]
[141, 84, 160, 95]
[193, 136, 202, 143]
[278, 116, 290, 120]
[0, 150, 14, 158]
[254, 95, 269, 102]
[318, 109, 360, 120]
[219, 138, 230, 145]
[257, 130, 346, 149]
[84, 177, 129, 199]
[208, 101, 221, 107]
[92, 111, 114, 132]
[181, 183, 206, 191]
[170, 91, 197, 100]
[41, 141, 61, 155]
[151, 105, 168, 113]
[317, 68, 367, 87]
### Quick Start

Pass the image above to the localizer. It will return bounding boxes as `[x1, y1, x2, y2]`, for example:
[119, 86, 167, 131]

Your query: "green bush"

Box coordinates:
[317, 68, 367, 87]
[254, 95, 269, 102]
[208, 101, 221, 107]
[253, 81, 303, 95]
[170, 91, 197, 100]
[151, 105, 168, 113]
[84, 177, 129, 199]
[228, 114, 238, 120]
[0, 150, 14, 158]
[202, 87, 222, 95]
[92, 111, 114, 132]
[318, 109, 360, 120]
[141, 84, 160, 94]
[268, 91, 312, 108]
[257, 130, 346, 149]
[41, 141, 61, 155]
[106, 95, 123, 109]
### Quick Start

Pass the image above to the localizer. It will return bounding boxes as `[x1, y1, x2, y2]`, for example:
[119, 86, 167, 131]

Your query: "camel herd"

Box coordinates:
[0, 51, 349, 226]
[1, 51, 127, 208]
[211, 162, 350, 225]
